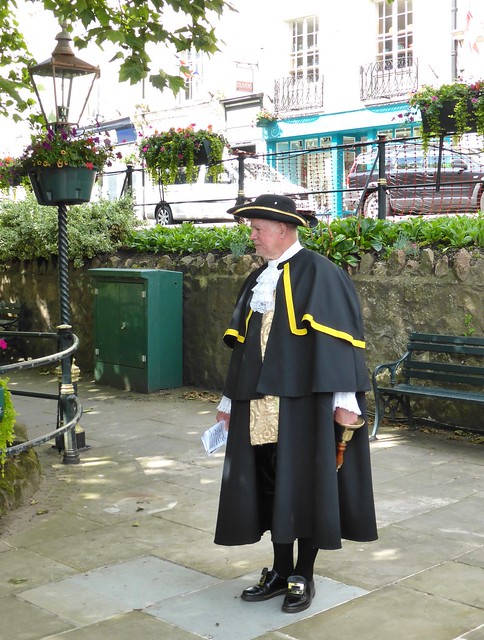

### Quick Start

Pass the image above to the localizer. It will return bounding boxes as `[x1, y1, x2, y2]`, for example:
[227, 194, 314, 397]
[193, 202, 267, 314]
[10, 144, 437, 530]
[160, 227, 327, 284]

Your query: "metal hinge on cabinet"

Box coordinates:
[95, 348, 99, 355]
[142, 291, 146, 298]
[141, 355, 147, 362]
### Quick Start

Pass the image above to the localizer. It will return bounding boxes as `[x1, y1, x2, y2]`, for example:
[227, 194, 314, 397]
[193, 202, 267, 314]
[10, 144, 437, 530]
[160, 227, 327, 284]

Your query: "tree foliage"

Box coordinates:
[0, 0, 234, 122]
[0, 1, 37, 122]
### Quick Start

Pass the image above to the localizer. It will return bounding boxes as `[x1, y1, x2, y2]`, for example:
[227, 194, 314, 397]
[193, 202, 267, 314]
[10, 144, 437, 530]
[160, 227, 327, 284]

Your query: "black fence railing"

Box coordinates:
[98, 133, 484, 222]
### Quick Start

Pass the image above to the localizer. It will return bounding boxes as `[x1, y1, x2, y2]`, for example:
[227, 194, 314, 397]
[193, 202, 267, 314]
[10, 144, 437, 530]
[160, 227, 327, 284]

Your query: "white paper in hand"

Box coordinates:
[201, 420, 228, 455]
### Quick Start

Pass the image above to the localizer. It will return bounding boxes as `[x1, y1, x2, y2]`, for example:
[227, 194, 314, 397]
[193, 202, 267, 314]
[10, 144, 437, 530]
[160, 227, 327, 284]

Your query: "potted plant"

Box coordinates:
[139, 124, 229, 185]
[255, 108, 278, 127]
[408, 80, 484, 149]
[20, 125, 121, 206]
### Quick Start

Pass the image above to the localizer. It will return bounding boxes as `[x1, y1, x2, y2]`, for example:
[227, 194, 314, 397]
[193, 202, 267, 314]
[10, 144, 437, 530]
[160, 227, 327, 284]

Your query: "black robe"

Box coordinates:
[214, 248, 378, 550]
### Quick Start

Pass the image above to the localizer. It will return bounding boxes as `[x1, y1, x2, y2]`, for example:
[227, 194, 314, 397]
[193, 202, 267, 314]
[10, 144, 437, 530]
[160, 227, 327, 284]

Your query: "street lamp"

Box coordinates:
[28, 23, 99, 128]
[28, 24, 100, 463]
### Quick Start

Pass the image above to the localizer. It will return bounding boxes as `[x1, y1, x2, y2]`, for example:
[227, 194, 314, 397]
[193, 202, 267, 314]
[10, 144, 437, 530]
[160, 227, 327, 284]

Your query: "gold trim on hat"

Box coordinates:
[236, 205, 308, 227]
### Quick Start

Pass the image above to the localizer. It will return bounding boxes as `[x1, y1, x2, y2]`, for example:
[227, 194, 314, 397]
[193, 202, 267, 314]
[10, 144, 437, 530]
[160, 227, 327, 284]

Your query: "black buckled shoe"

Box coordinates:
[282, 575, 315, 613]
[241, 567, 288, 602]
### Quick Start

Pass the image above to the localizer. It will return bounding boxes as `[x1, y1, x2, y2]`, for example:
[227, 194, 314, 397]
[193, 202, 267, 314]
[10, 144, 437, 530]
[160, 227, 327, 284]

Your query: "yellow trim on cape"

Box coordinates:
[224, 308, 253, 344]
[282, 262, 366, 349]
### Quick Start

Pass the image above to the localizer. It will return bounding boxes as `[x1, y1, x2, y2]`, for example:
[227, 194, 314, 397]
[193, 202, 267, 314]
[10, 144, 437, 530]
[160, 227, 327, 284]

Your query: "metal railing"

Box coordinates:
[360, 59, 418, 101]
[0, 329, 82, 459]
[274, 75, 324, 112]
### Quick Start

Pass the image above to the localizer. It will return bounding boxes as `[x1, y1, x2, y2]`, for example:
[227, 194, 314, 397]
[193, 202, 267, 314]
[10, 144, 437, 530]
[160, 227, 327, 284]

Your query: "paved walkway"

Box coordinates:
[0, 370, 483, 640]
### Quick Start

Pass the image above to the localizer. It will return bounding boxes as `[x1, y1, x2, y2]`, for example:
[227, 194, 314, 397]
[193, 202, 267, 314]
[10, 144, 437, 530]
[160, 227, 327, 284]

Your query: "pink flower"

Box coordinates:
[0, 339, 7, 350]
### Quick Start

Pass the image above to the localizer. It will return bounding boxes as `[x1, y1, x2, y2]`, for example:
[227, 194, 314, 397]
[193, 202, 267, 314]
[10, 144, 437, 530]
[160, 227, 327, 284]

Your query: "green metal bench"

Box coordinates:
[0, 302, 22, 330]
[370, 332, 484, 440]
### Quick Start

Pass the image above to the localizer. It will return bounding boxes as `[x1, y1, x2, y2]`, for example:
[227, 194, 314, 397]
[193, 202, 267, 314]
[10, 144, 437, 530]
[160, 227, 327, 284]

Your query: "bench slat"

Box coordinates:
[409, 333, 484, 347]
[407, 341, 484, 356]
[382, 383, 484, 403]
[404, 371, 484, 386]
[404, 362, 484, 387]
[406, 360, 483, 375]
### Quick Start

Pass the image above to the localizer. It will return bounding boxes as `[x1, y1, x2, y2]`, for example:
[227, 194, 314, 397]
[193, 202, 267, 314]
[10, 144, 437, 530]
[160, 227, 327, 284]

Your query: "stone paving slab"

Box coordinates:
[18, 555, 221, 627]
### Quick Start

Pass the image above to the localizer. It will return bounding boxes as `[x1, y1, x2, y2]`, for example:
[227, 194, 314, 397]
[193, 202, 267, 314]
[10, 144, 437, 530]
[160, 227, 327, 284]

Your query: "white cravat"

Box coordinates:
[250, 241, 303, 313]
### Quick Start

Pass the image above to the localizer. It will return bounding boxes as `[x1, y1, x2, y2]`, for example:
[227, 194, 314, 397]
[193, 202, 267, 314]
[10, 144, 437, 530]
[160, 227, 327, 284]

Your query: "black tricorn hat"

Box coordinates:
[227, 194, 318, 228]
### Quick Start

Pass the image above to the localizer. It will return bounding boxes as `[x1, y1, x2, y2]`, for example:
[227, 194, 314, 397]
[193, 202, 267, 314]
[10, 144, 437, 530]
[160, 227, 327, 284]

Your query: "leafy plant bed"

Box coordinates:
[124, 215, 484, 270]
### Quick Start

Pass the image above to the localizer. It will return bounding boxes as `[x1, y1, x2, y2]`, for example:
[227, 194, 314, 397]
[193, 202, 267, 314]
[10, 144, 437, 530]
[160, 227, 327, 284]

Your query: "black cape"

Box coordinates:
[215, 249, 377, 550]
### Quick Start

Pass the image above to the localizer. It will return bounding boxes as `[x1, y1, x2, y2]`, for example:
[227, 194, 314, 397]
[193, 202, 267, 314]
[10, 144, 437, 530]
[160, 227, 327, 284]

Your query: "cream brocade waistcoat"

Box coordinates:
[249, 308, 280, 445]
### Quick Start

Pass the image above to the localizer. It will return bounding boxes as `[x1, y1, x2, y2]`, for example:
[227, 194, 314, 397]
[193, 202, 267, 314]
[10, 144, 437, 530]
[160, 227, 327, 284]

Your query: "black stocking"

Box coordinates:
[272, 541, 294, 578]
[294, 537, 318, 581]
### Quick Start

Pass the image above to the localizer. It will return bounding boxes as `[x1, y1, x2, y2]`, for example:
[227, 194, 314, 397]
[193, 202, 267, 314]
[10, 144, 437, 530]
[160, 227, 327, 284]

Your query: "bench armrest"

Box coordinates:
[372, 351, 409, 389]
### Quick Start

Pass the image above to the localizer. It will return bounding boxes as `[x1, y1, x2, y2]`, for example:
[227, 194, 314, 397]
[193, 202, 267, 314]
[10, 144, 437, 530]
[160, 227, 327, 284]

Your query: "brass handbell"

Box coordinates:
[336, 417, 366, 470]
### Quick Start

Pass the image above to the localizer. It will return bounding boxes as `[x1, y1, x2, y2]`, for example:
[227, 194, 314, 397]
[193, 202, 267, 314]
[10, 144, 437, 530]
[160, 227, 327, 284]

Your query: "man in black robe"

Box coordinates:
[214, 194, 377, 614]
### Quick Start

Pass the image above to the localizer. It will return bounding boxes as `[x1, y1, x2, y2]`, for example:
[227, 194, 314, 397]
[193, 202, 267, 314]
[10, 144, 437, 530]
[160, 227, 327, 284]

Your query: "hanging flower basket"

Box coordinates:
[255, 109, 278, 127]
[0, 157, 28, 193]
[19, 123, 121, 205]
[256, 118, 274, 127]
[408, 81, 484, 150]
[420, 99, 478, 137]
[28, 167, 97, 206]
[139, 125, 229, 185]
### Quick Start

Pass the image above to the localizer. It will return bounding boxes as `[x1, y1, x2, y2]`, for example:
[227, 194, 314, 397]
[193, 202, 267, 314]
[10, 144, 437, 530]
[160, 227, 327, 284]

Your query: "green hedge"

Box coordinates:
[0, 194, 138, 267]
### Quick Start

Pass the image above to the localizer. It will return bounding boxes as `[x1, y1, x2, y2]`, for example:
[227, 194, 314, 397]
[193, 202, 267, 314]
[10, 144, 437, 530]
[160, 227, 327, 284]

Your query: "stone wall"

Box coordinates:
[1, 247, 482, 428]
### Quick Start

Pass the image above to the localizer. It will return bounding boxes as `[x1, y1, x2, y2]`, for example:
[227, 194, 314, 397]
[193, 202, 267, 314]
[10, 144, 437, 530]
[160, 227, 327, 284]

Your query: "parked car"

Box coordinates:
[149, 158, 314, 225]
[344, 142, 484, 218]
[97, 157, 314, 225]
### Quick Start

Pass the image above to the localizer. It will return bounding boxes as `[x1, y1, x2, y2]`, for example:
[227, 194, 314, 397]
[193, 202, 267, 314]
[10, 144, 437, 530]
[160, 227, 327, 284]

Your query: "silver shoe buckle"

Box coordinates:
[287, 579, 305, 595]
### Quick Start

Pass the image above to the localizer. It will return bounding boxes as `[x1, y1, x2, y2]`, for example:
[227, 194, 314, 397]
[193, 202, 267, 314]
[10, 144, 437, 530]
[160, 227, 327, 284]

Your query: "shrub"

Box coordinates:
[0, 195, 139, 268]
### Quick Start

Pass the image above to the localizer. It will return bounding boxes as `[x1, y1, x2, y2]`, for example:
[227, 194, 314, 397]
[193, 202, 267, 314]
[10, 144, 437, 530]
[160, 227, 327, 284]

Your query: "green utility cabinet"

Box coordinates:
[89, 268, 183, 392]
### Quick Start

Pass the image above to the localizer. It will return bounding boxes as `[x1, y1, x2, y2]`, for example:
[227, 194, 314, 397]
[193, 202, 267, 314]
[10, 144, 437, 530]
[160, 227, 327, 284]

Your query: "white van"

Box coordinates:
[98, 158, 313, 225]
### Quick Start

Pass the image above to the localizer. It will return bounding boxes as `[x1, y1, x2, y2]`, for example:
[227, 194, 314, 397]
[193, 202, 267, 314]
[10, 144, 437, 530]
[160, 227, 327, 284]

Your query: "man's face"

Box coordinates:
[249, 218, 286, 260]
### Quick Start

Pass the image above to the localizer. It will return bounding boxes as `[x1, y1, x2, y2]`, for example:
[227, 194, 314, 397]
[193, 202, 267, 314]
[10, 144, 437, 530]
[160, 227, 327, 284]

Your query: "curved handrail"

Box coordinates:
[0, 330, 82, 457]
[0, 331, 79, 374]
[1, 395, 83, 456]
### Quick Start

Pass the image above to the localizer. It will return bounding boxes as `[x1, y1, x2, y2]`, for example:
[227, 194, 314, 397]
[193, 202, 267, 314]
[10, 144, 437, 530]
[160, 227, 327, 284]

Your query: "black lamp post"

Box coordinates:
[28, 24, 100, 464]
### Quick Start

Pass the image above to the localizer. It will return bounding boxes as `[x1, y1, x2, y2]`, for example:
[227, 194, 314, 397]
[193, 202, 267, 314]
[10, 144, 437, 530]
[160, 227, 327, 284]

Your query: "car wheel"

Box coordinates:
[155, 203, 173, 225]
[363, 192, 390, 219]
[480, 190, 484, 213]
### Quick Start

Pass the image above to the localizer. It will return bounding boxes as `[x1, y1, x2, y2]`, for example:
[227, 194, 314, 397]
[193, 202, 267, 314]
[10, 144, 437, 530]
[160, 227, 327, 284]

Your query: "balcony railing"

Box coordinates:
[274, 75, 324, 113]
[360, 59, 418, 102]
